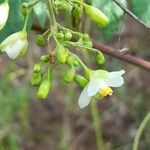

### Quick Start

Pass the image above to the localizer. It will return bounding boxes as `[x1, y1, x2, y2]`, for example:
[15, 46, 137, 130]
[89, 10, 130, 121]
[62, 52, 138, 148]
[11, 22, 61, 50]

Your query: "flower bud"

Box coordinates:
[84, 4, 109, 27]
[96, 52, 105, 64]
[37, 79, 51, 100]
[33, 63, 42, 73]
[82, 34, 90, 42]
[55, 43, 68, 64]
[36, 35, 46, 46]
[85, 41, 93, 48]
[0, 31, 28, 59]
[54, 0, 69, 10]
[64, 31, 72, 41]
[74, 75, 88, 88]
[0, 1, 9, 30]
[64, 67, 75, 83]
[66, 55, 74, 66]
[74, 7, 83, 19]
[31, 72, 42, 86]
[56, 32, 64, 40]
[40, 55, 50, 63]
[73, 60, 79, 66]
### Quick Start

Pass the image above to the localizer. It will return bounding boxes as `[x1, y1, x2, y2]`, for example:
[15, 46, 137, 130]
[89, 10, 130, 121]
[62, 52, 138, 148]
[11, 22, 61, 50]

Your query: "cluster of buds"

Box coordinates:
[0, 0, 125, 109]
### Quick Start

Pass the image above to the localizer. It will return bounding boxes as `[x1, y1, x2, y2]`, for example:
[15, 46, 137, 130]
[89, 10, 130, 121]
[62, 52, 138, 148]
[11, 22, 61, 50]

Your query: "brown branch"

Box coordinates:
[93, 42, 150, 71]
[113, 0, 150, 29]
[32, 25, 150, 71]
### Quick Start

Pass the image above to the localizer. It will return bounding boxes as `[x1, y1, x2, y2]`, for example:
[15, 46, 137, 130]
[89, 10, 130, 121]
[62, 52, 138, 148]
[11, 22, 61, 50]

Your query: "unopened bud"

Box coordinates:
[33, 63, 42, 73]
[96, 52, 105, 64]
[36, 35, 46, 46]
[64, 67, 75, 83]
[40, 55, 50, 63]
[74, 75, 88, 88]
[31, 72, 41, 86]
[55, 43, 68, 64]
[84, 4, 109, 27]
[37, 79, 51, 100]
[64, 31, 72, 41]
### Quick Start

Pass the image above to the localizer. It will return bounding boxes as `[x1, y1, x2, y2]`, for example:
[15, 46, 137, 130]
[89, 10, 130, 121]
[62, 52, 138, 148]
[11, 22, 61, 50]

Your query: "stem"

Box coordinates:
[64, 41, 102, 54]
[132, 112, 150, 150]
[46, 0, 57, 29]
[23, 0, 41, 9]
[113, 0, 150, 29]
[90, 99, 104, 150]
[22, 10, 31, 31]
[69, 51, 89, 72]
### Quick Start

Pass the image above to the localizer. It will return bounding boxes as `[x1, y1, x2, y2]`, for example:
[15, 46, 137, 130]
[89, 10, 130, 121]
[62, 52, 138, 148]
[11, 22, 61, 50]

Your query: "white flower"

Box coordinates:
[0, 31, 28, 59]
[0, 1, 9, 30]
[78, 70, 125, 109]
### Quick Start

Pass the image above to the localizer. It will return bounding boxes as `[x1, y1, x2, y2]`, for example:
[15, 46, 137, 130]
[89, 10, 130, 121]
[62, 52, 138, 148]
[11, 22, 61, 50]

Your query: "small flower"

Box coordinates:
[0, 31, 28, 59]
[0, 1, 9, 30]
[78, 69, 125, 109]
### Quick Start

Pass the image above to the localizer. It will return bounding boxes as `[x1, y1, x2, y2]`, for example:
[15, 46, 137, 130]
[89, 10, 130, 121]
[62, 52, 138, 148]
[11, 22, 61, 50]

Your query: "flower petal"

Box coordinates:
[105, 70, 125, 87]
[5, 39, 26, 59]
[78, 85, 91, 109]
[0, 2, 9, 30]
[87, 76, 101, 96]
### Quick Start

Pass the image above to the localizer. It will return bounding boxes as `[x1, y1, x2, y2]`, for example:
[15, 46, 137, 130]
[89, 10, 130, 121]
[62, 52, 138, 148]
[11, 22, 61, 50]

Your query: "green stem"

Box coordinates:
[23, 0, 41, 9]
[69, 51, 89, 72]
[132, 112, 150, 150]
[22, 10, 31, 31]
[90, 99, 104, 150]
[46, 0, 57, 30]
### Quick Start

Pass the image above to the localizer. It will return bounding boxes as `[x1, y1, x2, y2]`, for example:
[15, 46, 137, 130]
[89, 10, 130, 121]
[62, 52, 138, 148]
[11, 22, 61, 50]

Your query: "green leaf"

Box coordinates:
[91, 0, 126, 39]
[33, 1, 47, 29]
[131, 0, 150, 25]
[0, 0, 32, 42]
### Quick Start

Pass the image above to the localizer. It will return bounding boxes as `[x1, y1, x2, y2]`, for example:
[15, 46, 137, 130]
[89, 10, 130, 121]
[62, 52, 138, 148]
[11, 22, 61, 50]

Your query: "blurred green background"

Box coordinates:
[0, 0, 150, 150]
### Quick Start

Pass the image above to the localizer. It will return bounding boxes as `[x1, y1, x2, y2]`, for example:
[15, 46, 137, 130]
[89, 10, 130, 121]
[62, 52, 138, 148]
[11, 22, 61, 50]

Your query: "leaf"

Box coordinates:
[33, 1, 47, 29]
[91, 0, 126, 39]
[0, 0, 32, 42]
[131, 0, 150, 25]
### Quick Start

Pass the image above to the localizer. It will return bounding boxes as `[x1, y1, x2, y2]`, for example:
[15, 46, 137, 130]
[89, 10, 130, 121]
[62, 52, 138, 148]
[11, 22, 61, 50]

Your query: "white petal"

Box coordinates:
[78, 85, 91, 109]
[87, 76, 101, 96]
[0, 3, 9, 29]
[105, 70, 125, 87]
[5, 39, 26, 59]
[98, 79, 108, 90]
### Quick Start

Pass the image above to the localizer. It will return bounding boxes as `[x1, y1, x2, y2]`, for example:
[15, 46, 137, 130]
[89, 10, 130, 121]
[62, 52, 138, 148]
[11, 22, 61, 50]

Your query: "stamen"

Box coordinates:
[99, 86, 113, 97]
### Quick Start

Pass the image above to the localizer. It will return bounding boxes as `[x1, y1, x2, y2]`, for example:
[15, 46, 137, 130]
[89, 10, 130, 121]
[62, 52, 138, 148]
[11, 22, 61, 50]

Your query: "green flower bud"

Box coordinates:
[82, 34, 90, 42]
[96, 52, 105, 64]
[66, 55, 74, 66]
[37, 79, 51, 100]
[73, 60, 79, 66]
[74, 75, 88, 88]
[84, 4, 109, 27]
[58, 2, 69, 11]
[40, 55, 50, 63]
[33, 63, 42, 73]
[36, 35, 46, 46]
[31, 72, 41, 86]
[56, 32, 64, 40]
[64, 31, 72, 41]
[85, 41, 93, 48]
[64, 67, 75, 83]
[55, 43, 68, 64]
[72, 6, 83, 19]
